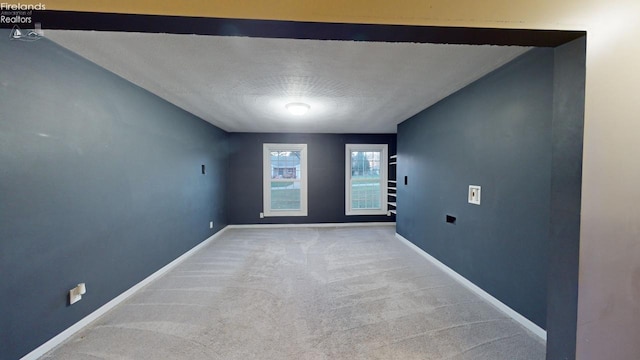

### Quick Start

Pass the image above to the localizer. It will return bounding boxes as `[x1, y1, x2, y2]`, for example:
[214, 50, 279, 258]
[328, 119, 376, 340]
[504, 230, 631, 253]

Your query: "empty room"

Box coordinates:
[3, 2, 638, 360]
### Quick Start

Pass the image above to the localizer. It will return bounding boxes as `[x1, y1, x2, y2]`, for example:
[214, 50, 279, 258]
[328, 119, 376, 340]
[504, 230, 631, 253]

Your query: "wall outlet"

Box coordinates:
[468, 185, 481, 205]
[259, 212, 264, 219]
[209, 221, 214, 229]
[69, 283, 86, 305]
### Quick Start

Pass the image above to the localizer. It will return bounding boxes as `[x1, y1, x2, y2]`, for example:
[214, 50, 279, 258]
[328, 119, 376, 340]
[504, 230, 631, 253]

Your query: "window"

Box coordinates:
[263, 143, 308, 217]
[345, 144, 388, 215]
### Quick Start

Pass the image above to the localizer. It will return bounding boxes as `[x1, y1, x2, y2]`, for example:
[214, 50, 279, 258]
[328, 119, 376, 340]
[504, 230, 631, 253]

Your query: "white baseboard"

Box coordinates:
[394, 233, 547, 341]
[227, 222, 396, 229]
[21, 227, 230, 360]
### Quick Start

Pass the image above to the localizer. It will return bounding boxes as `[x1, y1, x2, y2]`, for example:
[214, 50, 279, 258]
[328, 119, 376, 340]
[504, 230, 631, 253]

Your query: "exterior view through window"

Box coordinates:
[263, 143, 308, 217]
[345, 144, 388, 215]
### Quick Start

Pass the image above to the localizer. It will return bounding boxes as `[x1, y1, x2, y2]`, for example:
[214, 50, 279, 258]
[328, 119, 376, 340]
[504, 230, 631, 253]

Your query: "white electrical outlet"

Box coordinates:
[468, 185, 481, 205]
[209, 221, 213, 229]
[69, 288, 81, 305]
[259, 212, 264, 219]
[69, 283, 87, 305]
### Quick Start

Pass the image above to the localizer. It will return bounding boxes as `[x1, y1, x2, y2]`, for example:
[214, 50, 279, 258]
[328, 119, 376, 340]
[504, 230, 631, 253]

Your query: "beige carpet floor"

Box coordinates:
[43, 226, 545, 359]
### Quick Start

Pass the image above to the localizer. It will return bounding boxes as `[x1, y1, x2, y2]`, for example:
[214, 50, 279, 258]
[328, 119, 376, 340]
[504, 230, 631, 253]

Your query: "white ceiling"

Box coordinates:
[47, 31, 530, 134]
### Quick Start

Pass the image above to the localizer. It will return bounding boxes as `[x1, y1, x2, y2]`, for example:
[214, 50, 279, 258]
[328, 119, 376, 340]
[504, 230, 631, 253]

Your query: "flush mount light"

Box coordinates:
[285, 102, 310, 116]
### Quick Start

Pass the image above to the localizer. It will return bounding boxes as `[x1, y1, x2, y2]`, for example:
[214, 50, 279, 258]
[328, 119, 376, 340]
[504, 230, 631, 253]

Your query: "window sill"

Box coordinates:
[345, 210, 387, 216]
[263, 211, 308, 217]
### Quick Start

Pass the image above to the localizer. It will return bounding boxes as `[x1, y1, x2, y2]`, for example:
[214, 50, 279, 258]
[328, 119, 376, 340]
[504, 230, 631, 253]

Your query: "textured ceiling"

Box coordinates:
[47, 31, 530, 133]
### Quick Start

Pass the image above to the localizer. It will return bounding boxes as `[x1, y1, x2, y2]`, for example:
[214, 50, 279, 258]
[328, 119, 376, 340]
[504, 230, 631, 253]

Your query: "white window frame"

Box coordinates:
[263, 143, 308, 217]
[345, 144, 388, 216]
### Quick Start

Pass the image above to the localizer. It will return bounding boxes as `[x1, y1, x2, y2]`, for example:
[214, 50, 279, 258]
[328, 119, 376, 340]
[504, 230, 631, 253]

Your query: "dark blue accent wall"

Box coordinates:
[227, 133, 396, 224]
[0, 33, 228, 359]
[397, 48, 554, 328]
[546, 37, 585, 360]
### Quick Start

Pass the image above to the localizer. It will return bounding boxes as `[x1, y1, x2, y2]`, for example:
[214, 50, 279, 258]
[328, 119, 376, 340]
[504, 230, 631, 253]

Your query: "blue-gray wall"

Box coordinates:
[0, 33, 228, 359]
[227, 133, 396, 224]
[546, 37, 585, 360]
[397, 48, 554, 328]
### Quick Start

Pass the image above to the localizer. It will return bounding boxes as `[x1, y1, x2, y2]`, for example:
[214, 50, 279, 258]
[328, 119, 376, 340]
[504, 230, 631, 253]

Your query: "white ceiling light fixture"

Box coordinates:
[285, 102, 311, 116]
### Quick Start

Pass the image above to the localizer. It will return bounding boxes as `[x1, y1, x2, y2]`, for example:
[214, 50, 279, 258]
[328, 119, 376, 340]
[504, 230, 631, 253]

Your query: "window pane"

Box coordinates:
[270, 151, 301, 179]
[271, 181, 301, 210]
[264, 144, 307, 217]
[351, 150, 381, 210]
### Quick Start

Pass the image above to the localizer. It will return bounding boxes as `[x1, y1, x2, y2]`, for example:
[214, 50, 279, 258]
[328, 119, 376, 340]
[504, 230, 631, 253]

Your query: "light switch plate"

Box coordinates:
[469, 185, 481, 205]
